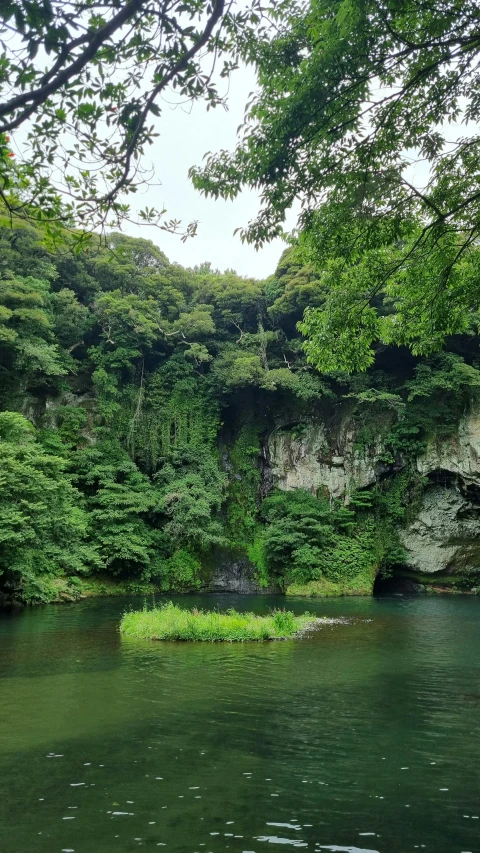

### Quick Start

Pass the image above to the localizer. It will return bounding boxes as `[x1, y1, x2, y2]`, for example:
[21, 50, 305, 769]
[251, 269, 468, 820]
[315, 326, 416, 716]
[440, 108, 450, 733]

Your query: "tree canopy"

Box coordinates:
[0, 0, 272, 236]
[192, 0, 480, 369]
[3, 2, 480, 603]
[0, 221, 331, 601]
[2, 220, 480, 603]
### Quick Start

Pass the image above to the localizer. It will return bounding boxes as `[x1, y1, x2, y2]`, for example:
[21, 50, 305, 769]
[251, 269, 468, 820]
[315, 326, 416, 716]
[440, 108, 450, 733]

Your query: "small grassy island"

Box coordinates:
[120, 603, 322, 642]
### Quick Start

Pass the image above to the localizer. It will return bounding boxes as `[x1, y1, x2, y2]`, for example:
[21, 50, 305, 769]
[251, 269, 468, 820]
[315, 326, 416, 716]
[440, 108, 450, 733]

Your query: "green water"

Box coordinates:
[0, 594, 479, 853]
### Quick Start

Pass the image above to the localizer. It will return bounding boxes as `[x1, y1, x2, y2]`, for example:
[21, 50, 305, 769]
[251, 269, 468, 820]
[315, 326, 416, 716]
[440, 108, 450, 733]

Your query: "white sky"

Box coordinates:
[122, 65, 295, 279]
[125, 67, 464, 280]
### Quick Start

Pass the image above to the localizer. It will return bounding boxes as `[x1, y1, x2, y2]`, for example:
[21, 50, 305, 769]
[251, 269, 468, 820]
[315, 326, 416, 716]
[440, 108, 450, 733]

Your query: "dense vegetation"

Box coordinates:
[3, 1, 480, 605]
[2, 0, 480, 371]
[120, 602, 319, 641]
[0, 0, 272, 238]
[1, 218, 480, 605]
[193, 0, 480, 370]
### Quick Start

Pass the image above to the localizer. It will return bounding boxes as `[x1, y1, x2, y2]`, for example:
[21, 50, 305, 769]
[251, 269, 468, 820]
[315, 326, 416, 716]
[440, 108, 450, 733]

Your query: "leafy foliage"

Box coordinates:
[1, 220, 479, 603]
[0, 225, 329, 601]
[225, 422, 262, 546]
[387, 354, 480, 456]
[0, 0, 276, 237]
[192, 0, 480, 368]
[72, 438, 164, 578]
[0, 273, 65, 387]
[257, 489, 373, 587]
[0, 411, 99, 602]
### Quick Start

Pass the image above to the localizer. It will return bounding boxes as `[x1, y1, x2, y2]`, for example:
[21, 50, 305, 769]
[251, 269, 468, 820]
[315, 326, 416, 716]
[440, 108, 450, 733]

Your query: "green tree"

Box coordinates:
[0, 412, 98, 602]
[6, 219, 479, 603]
[192, 0, 480, 368]
[0, 0, 274, 236]
[258, 489, 359, 586]
[265, 248, 325, 332]
[72, 438, 164, 577]
[0, 273, 65, 396]
[155, 450, 227, 552]
[50, 288, 93, 353]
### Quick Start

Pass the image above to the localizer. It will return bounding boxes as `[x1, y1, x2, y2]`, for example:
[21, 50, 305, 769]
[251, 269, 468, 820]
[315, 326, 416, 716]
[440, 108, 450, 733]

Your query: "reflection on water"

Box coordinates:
[0, 594, 479, 853]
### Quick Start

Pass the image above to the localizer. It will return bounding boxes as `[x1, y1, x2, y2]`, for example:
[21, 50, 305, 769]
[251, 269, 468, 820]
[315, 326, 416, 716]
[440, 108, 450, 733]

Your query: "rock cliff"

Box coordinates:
[266, 405, 480, 588]
[267, 422, 381, 499]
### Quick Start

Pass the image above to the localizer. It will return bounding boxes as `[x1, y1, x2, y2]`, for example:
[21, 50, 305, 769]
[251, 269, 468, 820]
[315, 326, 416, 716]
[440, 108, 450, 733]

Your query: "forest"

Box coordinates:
[3, 5, 480, 853]
[1, 219, 480, 605]
[2, 0, 480, 604]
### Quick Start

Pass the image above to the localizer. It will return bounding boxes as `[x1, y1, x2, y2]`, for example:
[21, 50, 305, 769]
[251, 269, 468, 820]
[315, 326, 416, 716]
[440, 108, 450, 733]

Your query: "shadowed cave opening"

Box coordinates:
[373, 571, 423, 596]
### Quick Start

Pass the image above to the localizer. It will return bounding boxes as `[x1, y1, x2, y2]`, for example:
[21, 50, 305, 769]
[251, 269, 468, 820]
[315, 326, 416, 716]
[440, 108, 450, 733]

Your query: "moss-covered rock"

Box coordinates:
[286, 573, 375, 598]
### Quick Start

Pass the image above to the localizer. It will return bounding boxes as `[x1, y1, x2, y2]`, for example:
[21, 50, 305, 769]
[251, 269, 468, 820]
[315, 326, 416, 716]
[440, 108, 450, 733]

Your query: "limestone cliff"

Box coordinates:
[401, 409, 480, 580]
[265, 405, 480, 588]
[267, 422, 381, 499]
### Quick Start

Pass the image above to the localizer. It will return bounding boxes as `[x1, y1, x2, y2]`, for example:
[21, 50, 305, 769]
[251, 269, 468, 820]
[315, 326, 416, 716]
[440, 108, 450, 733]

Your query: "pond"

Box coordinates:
[0, 593, 479, 853]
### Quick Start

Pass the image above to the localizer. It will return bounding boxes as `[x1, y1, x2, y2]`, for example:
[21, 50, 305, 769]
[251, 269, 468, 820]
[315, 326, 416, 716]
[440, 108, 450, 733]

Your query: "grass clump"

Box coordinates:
[120, 602, 319, 642]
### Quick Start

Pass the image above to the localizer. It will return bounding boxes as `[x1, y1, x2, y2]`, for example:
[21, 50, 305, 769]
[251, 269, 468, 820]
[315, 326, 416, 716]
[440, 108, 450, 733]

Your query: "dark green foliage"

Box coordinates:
[265, 249, 326, 333]
[192, 0, 480, 370]
[2, 225, 325, 600]
[226, 423, 262, 546]
[387, 354, 480, 457]
[118, 360, 221, 473]
[0, 412, 100, 603]
[154, 449, 227, 553]
[1, 221, 479, 603]
[370, 473, 425, 578]
[4, 2, 480, 605]
[258, 489, 367, 587]
[255, 471, 430, 590]
[72, 438, 164, 579]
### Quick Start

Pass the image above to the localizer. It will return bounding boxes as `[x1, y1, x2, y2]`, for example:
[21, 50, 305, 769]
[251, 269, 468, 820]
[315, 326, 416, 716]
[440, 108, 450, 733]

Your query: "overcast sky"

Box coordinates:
[122, 65, 294, 279]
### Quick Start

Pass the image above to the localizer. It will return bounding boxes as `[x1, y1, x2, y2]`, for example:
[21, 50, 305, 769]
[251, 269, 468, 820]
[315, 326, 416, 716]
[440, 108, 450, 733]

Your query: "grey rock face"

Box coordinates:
[399, 484, 480, 574]
[404, 409, 480, 575]
[267, 423, 382, 500]
[417, 409, 480, 485]
[266, 407, 480, 578]
[207, 549, 279, 594]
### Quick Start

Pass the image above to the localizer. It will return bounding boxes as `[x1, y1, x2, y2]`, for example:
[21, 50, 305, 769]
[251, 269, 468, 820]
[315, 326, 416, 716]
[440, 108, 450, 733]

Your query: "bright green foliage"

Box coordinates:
[155, 551, 203, 592]
[297, 229, 480, 373]
[258, 489, 367, 587]
[0, 412, 99, 602]
[120, 601, 318, 642]
[210, 345, 264, 390]
[247, 531, 270, 588]
[0, 273, 65, 386]
[256, 482, 421, 592]
[192, 0, 480, 369]
[0, 1, 275, 238]
[261, 368, 326, 399]
[345, 388, 405, 415]
[1, 221, 480, 604]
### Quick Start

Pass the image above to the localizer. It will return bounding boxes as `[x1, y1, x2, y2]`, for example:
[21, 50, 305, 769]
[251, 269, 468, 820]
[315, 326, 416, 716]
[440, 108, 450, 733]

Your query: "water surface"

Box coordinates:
[0, 593, 479, 853]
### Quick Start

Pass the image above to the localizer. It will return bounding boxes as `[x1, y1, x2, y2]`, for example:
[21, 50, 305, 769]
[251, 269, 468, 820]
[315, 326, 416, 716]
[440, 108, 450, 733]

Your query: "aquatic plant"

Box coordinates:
[119, 602, 318, 642]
